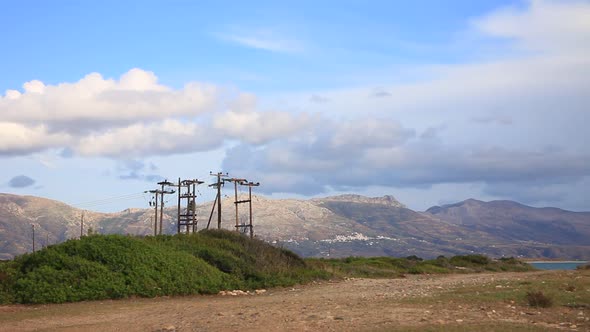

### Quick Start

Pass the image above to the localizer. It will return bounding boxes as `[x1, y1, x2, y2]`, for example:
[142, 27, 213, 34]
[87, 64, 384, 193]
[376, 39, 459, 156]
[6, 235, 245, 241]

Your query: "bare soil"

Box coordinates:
[1, 271, 588, 331]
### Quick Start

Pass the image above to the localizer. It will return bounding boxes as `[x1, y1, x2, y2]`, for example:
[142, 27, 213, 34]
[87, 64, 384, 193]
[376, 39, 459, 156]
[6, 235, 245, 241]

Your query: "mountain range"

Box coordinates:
[1, 193, 588, 260]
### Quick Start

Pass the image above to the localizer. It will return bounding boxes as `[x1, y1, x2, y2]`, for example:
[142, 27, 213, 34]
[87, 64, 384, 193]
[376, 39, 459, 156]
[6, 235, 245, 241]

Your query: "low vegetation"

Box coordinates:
[0, 232, 535, 305]
[306, 254, 534, 278]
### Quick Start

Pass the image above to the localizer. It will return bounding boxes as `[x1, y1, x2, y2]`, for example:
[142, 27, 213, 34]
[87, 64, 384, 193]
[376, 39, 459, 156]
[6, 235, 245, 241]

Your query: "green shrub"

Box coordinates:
[450, 254, 490, 266]
[525, 291, 553, 308]
[498, 257, 519, 264]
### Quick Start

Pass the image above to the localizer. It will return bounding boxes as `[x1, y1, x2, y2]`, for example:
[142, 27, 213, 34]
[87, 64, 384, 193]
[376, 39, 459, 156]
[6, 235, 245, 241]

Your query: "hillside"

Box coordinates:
[0, 193, 589, 259]
[425, 199, 590, 258]
[425, 199, 590, 244]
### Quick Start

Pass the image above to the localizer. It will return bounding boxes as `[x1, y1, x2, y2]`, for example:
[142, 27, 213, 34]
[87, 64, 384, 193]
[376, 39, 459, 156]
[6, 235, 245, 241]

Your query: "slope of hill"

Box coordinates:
[0, 193, 589, 260]
[423, 199, 590, 259]
[425, 199, 590, 246]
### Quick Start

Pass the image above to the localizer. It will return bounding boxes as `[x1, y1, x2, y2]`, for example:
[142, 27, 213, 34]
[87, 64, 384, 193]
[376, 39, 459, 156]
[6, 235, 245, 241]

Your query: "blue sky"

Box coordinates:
[1, 0, 514, 92]
[1, 0, 589, 212]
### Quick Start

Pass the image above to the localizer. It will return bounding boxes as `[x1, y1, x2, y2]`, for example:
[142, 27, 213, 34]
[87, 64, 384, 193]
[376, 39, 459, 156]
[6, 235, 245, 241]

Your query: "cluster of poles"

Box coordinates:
[27, 172, 260, 253]
[146, 171, 260, 238]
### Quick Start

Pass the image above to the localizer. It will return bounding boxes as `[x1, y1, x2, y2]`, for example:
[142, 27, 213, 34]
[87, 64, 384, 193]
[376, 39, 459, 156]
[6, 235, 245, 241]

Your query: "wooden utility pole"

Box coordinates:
[223, 178, 247, 231]
[157, 180, 175, 235]
[146, 190, 159, 236]
[230, 180, 260, 238]
[206, 194, 218, 230]
[146, 182, 175, 236]
[153, 192, 159, 235]
[208, 172, 227, 229]
[150, 216, 154, 236]
[80, 210, 85, 237]
[31, 224, 35, 252]
[177, 178, 181, 234]
[243, 181, 260, 238]
[176, 178, 204, 234]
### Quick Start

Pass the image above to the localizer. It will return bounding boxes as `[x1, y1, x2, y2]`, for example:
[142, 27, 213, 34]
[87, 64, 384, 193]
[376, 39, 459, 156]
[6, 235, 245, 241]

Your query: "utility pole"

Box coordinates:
[223, 178, 246, 231]
[150, 216, 154, 236]
[176, 178, 204, 234]
[145, 189, 161, 236]
[206, 194, 218, 230]
[208, 172, 228, 229]
[223, 178, 247, 232]
[31, 224, 35, 253]
[178, 178, 181, 234]
[242, 181, 260, 238]
[80, 210, 85, 237]
[157, 180, 175, 235]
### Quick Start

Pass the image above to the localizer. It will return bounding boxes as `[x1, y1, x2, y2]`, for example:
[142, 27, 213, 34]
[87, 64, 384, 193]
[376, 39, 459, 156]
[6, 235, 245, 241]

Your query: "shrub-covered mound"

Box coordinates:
[0, 230, 328, 304]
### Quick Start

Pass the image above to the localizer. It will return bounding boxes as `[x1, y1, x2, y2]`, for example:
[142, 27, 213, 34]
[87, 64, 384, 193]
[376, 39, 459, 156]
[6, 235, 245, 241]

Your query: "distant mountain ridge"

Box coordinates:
[313, 194, 406, 208]
[425, 198, 590, 247]
[1, 192, 588, 260]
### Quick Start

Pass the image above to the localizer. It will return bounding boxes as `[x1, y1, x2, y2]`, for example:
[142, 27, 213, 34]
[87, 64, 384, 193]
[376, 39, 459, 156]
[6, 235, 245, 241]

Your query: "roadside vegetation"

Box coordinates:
[0, 231, 535, 304]
[306, 255, 534, 278]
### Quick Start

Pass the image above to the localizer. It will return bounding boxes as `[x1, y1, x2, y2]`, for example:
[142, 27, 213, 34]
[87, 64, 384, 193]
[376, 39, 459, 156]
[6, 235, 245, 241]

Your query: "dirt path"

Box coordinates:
[0, 271, 587, 331]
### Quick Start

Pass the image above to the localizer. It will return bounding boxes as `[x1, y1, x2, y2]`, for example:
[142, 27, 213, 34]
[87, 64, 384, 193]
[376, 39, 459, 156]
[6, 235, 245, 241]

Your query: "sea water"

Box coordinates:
[529, 261, 588, 270]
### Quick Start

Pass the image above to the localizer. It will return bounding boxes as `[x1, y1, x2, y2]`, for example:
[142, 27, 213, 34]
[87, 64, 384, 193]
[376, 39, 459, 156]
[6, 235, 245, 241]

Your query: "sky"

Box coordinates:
[1, 0, 589, 212]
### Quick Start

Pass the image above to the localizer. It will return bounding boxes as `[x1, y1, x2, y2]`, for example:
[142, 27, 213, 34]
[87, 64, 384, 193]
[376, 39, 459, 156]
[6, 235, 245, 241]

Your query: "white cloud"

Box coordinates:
[0, 69, 316, 157]
[0, 69, 218, 127]
[0, 122, 71, 155]
[213, 110, 314, 144]
[76, 120, 223, 158]
[474, 0, 590, 55]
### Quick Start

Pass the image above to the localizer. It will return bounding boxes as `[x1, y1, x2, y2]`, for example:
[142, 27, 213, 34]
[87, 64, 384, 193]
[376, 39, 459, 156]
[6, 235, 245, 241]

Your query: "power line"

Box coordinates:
[72, 193, 146, 210]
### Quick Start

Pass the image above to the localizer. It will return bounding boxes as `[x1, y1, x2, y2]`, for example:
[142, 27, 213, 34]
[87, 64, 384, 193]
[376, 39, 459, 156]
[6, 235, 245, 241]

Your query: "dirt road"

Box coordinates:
[0, 271, 587, 331]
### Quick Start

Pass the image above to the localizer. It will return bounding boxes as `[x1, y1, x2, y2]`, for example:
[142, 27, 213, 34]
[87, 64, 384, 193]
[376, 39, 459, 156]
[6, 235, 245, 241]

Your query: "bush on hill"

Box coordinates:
[0, 230, 327, 304]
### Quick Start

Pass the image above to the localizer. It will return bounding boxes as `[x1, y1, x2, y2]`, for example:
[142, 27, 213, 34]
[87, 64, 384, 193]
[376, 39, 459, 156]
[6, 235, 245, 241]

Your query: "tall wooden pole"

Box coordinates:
[234, 181, 239, 231]
[217, 173, 222, 229]
[151, 216, 155, 237]
[80, 211, 84, 237]
[154, 193, 159, 236]
[192, 182, 196, 233]
[159, 190, 165, 235]
[177, 178, 181, 235]
[31, 224, 35, 253]
[249, 186, 253, 238]
[206, 194, 217, 230]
